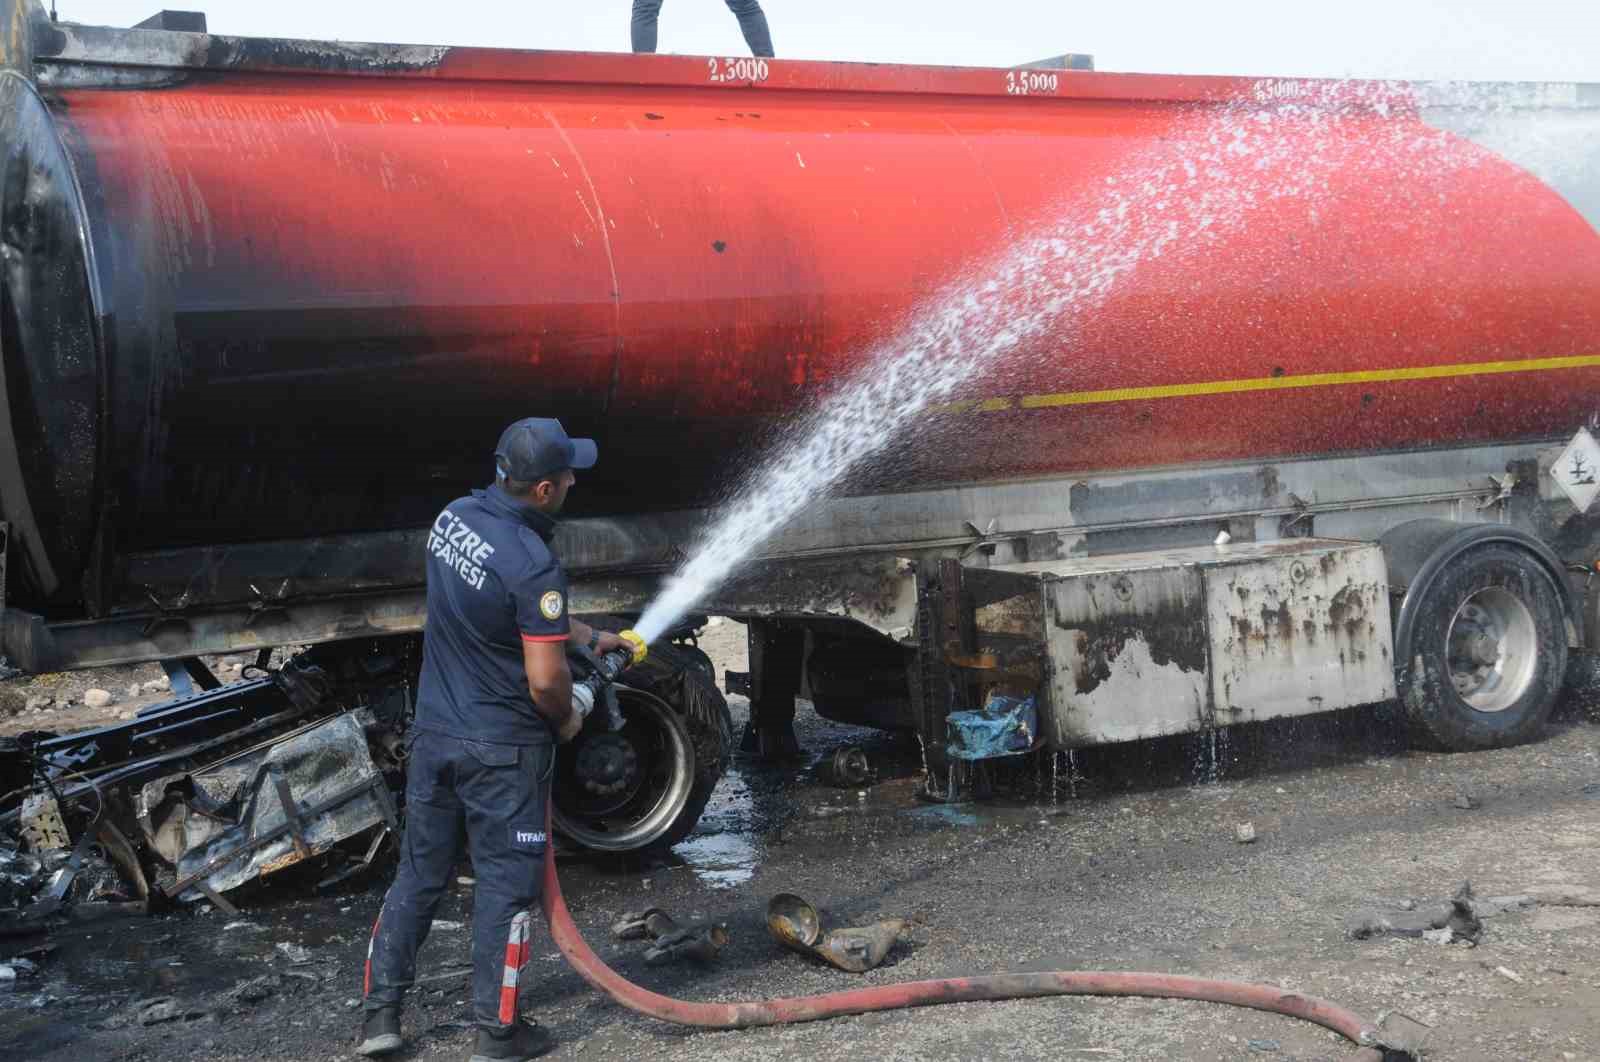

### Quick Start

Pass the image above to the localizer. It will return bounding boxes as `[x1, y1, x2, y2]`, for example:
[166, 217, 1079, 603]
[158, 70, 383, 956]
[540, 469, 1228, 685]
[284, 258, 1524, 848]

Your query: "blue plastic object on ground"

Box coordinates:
[945, 693, 1038, 761]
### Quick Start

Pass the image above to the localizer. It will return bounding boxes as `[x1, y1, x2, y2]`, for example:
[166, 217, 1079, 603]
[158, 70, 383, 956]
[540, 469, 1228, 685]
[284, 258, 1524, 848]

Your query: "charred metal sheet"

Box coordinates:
[1208, 544, 1393, 720]
[136, 711, 390, 900]
[0, 445, 1531, 673]
[910, 561, 958, 781]
[988, 539, 1397, 747]
[117, 531, 433, 615]
[132, 11, 206, 33]
[18, 792, 69, 850]
[0, 69, 101, 601]
[971, 585, 1045, 638]
[6, 674, 289, 787]
[74, 446, 1546, 633]
[0, 663, 344, 865]
[0, 642, 428, 922]
[760, 444, 1533, 564]
[952, 565, 1050, 692]
[1043, 562, 1211, 745]
[0, 591, 428, 672]
[30, 11, 1088, 104]
[705, 554, 917, 639]
[115, 514, 701, 616]
[3, 575, 669, 672]
[34, 18, 451, 77]
[0, 443, 1546, 672]
[0, 845, 44, 912]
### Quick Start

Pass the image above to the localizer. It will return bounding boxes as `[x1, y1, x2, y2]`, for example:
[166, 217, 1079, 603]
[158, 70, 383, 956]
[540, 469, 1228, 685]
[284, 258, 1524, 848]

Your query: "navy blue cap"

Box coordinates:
[494, 418, 598, 482]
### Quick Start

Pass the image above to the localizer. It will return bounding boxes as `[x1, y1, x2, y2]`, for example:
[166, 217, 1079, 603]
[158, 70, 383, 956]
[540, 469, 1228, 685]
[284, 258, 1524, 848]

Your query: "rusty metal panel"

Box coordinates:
[1207, 543, 1395, 720]
[1040, 563, 1211, 746]
[994, 538, 1396, 748]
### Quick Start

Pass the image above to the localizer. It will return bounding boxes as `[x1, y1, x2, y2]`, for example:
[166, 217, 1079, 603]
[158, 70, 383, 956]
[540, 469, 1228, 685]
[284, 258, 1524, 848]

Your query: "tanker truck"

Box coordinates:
[3, 0, 1600, 913]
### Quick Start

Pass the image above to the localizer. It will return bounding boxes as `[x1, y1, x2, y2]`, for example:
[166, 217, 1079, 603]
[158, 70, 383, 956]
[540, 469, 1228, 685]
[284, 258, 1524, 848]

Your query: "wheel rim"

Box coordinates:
[1446, 586, 1539, 713]
[551, 685, 696, 853]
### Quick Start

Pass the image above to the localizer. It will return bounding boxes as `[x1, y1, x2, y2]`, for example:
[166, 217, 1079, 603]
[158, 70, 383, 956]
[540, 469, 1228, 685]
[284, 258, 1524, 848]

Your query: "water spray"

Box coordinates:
[629, 78, 1482, 647]
[584, 80, 1469, 1059]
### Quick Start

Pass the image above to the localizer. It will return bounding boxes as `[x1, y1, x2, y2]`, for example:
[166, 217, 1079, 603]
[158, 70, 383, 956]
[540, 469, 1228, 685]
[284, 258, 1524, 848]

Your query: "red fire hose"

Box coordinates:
[539, 829, 1391, 1060]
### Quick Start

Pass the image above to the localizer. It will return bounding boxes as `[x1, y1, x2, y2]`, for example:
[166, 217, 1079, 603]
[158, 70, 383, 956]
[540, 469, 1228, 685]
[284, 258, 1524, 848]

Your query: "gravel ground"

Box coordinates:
[0, 648, 301, 738]
[4, 620, 1599, 1062]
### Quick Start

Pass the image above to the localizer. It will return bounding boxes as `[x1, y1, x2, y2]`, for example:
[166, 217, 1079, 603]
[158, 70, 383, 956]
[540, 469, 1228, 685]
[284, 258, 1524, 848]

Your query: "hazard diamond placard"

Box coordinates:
[1552, 428, 1600, 513]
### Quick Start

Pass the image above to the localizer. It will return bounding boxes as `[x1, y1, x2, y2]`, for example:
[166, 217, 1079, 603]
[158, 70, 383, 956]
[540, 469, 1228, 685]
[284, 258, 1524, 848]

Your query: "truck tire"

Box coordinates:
[553, 627, 733, 855]
[670, 641, 716, 682]
[621, 640, 734, 849]
[1400, 544, 1567, 750]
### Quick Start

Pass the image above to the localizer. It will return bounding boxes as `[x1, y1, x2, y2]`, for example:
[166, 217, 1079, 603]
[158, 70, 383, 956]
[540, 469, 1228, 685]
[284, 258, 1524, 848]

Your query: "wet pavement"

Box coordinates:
[670, 770, 762, 890]
[4, 683, 1600, 1061]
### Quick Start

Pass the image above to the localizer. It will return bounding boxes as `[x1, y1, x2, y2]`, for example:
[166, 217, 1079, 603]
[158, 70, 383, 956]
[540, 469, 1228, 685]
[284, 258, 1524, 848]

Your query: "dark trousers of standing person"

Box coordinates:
[364, 731, 554, 1031]
[631, 0, 775, 58]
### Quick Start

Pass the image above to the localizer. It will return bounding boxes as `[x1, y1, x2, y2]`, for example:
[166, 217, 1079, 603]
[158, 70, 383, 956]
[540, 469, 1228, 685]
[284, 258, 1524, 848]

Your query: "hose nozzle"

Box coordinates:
[619, 629, 648, 666]
[585, 630, 647, 691]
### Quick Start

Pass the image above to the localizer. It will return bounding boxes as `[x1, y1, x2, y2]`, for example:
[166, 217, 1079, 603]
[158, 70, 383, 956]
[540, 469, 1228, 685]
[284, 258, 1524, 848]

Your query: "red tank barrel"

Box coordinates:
[5, 5, 1600, 620]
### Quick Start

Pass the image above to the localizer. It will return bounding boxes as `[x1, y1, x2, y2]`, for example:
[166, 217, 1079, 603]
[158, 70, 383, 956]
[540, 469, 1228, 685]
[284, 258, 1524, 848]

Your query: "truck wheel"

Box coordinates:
[1401, 544, 1567, 750]
[552, 636, 732, 855]
[671, 641, 716, 681]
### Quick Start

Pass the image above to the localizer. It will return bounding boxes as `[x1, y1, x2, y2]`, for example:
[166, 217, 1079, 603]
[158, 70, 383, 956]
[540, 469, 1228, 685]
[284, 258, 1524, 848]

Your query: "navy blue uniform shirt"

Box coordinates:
[413, 484, 570, 746]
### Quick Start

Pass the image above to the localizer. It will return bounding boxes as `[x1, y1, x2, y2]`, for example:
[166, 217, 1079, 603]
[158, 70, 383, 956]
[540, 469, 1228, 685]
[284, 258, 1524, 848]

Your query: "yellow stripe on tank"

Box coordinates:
[928, 354, 1600, 413]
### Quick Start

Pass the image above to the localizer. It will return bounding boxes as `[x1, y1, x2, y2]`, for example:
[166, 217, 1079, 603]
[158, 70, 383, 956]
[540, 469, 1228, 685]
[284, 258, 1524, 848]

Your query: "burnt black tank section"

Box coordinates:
[0, 69, 102, 609]
[0, 25, 737, 620]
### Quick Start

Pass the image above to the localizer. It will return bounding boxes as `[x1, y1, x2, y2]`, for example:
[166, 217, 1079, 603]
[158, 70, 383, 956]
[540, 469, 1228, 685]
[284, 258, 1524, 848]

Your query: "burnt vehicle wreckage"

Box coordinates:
[0, 630, 730, 930]
[8, 0, 1600, 952]
[0, 525, 735, 924]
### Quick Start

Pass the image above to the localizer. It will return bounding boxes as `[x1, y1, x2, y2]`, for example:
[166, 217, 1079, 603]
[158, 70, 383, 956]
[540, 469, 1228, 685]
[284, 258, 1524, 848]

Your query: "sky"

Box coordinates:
[45, 0, 1600, 84]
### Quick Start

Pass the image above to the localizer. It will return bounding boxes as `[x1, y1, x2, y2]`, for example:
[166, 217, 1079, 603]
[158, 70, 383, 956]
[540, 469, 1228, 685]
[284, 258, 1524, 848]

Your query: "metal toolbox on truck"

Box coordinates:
[954, 539, 1397, 747]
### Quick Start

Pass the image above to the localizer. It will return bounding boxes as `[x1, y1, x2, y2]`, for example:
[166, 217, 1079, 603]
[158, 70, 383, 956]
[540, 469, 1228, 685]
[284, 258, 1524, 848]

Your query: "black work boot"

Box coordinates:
[355, 1006, 402, 1056]
[468, 1020, 554, 1061]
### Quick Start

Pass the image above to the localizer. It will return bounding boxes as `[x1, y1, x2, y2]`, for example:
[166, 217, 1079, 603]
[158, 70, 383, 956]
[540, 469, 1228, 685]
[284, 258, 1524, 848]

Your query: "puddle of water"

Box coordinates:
[671, 768, 761, 889]
[903, 805, 984, 828]
[670, 832, 758, 889]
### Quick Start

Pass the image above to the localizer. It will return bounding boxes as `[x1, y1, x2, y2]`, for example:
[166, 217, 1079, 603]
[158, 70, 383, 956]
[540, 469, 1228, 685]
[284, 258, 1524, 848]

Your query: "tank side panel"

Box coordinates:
[936, 116, 1600, 482]
[53, 76, 1182, 548]
[48, 74, 1600, 559]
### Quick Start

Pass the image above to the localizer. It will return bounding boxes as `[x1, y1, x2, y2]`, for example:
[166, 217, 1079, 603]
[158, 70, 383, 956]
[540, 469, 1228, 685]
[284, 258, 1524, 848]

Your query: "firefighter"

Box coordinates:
[630, 0, 776, 58]
[358, 418, 629, 1061]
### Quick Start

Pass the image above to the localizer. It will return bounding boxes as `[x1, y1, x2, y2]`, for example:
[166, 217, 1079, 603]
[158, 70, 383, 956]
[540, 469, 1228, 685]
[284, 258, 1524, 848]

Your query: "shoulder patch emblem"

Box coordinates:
[539, 590, 565, 621]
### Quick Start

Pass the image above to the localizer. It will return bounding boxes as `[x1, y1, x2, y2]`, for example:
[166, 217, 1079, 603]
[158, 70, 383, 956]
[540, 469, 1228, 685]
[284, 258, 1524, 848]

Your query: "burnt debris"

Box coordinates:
[0, 638, 415, 934]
